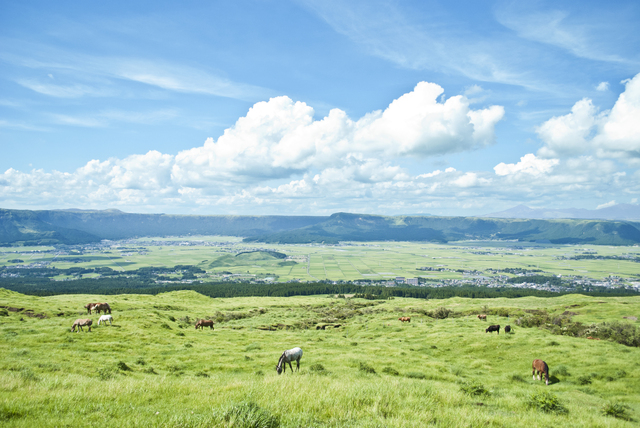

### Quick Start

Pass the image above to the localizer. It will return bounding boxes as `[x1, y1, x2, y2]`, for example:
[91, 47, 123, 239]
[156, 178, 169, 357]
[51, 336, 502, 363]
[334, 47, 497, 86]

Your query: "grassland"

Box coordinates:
[1, 288, 639, 427]
[2, 239, 640, 284]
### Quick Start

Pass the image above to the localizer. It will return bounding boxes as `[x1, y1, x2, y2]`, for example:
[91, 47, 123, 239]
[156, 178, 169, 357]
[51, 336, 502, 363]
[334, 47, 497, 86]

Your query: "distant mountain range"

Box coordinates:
[483, 204, 640, 221]
[3, 208, 639, 246]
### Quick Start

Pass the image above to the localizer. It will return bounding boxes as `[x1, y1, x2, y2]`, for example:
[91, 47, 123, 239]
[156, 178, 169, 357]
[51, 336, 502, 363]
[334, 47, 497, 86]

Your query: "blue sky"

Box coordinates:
[1, 0, 639, 216]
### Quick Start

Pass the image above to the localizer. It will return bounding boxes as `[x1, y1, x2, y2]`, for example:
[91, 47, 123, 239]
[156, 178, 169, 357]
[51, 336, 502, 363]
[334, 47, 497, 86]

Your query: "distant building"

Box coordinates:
[406, 278, 419, 286]
[395, 277, 405, 284]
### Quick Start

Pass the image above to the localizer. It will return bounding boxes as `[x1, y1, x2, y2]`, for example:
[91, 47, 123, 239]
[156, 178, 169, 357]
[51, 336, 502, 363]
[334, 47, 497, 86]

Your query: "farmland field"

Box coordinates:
[1, 289, 639, 427]
[1, 239, 639, 284]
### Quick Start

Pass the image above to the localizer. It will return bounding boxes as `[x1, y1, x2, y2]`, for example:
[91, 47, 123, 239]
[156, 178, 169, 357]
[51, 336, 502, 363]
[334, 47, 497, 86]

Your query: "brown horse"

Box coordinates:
[91, 303, 111, 314]
[84, 303, 99, 314]
[477, 314, 487, 321]
[71, 319, 93, 332]
[195, 319, 214, 330]
[532, 359, 549, 385]
[399, 317, 411, 323]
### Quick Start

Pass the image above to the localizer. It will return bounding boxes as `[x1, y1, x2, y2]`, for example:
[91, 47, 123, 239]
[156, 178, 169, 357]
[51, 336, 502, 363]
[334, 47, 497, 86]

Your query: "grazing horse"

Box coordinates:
[477, 314, 487, 321]
[276, 347, 303, 374]
[195, 319, 214, 330]
[85, 303, 99, 314]
[98, 315, 113, 325]
[504, 325, 511, 334]
[71, 319, 93, 332]
[485, 324, 500, 334]
[91, 303, 111, 314]
[399, 317, 411, 323]
[532, 359, 549, 385]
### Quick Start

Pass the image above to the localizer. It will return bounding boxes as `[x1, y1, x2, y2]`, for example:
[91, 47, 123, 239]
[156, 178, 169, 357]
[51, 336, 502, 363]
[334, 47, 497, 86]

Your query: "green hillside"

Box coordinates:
[1, 289, 639, 427]
[246, 212, 640, 245]
[2, 209, 640, 246]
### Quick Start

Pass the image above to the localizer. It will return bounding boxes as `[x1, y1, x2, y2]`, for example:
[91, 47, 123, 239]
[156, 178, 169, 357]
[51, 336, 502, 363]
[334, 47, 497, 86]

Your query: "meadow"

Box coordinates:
[1, 288, 639, 427]
[2, 239, 640, 283]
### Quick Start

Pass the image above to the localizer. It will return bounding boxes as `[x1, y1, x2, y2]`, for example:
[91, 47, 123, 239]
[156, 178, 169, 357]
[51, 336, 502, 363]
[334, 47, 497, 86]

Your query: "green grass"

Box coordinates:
[1, 289, 639, 426]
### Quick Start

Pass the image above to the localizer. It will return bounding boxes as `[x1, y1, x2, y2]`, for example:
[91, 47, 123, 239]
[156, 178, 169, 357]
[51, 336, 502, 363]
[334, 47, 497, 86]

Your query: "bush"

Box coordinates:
[382, 366, 399, 376]
[309, 363, 326, 373]
[136, 357, 146, 365]
[597, 321, 640, 347]
[429, 307, 453, 319]
[406, 372, 426, 379]
[97, 367, 116, 380]
[459, 381, 488, 396]
[577, 375, 592, 385]
[222, 401, 280, 428]
[554, 365, 570, 377]
[359, 362, 376, 374]
[143, 367, 157, 375]
[527, 391, 567, 414]
[601, 402, 631, 420]
[117, 361, 132, 372]
[508, 373, 525, 383]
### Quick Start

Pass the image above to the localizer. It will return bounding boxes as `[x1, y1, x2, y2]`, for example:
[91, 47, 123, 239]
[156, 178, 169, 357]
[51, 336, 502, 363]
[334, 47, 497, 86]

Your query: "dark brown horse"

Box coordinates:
[195, 319, 214, 330]
[485, 324, 500, 334]
[532, 359, 549, 385]
[84, 303, 99, 314]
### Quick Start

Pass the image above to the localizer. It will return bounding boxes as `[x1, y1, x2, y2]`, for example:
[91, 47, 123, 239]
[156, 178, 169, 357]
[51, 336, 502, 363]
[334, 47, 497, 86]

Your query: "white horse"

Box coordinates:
[98, 314, 113, 325]
[276, 347, 303, 374]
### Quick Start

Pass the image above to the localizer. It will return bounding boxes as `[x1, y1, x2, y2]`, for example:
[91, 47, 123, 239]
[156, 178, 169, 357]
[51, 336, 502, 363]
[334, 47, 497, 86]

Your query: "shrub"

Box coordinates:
[309, 363, 326, 373]
[382, 366, 399, 376]
[350, 342, 358, 346]
[527, 391, 567, 414]
[160, 323, 171, 330]
[429, 307, 452, 319]
[554, 365, 570, 377]
[97, 367, 116, 380]
[459, 381, 488, 396]
[508, 373, 525, 383]
[168, 315, 176, 322]
[184, 343, 193, 348]
[548, 340, 560, 346]
[597, 321, 640, 347]
[195, 371, 209, 378]
[615, 370, 627, 378]
[359, 362, 376, 374]
[222, 401, 280, 428]
[406, 372, 426, 379]
[136, 357, 146, 366]
[117, 361, 132, 372]
[577, 375, 592, 385]
[143, 367, 157, 375]
[176, 332, 185, 337]
[601, 402, 631, 420]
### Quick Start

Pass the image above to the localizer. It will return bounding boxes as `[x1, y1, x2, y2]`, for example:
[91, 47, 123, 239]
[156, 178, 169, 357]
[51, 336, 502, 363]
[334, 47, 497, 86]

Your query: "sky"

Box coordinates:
[1, 0, 640, 217]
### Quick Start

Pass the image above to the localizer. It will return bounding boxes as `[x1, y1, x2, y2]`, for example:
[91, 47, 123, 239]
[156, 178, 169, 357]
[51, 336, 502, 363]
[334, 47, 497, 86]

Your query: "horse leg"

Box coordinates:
[288, 362, 293, 373]
[296, 359, 300, 371]
[532, 367, 536, 381]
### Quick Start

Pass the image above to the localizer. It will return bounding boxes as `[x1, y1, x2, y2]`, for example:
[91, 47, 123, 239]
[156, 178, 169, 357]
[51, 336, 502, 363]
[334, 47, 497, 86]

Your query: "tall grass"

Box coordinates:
[1, 290, 639, 427]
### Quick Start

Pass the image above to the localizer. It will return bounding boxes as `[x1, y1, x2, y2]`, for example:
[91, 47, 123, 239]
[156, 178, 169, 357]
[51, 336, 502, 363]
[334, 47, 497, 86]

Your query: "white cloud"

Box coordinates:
[172, 81, 504, 186]
[494, 154, 559, 176]
[596, 81, 609, 91]
[537, 72, 640, 162]
[596, 200, 616, 209]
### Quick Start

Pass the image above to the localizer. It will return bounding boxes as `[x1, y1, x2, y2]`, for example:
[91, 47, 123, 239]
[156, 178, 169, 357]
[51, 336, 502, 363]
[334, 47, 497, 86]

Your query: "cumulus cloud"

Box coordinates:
[494, 154, 559, 176]
[0, 82, 507, 213]
[172, 81, 504, 186]
[596, 81, 609, 91]
[537, 72, 640, 162]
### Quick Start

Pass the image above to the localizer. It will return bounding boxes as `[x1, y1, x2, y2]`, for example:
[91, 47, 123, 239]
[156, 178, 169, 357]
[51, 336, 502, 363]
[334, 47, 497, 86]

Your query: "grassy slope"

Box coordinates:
[1, 289, 639, 427]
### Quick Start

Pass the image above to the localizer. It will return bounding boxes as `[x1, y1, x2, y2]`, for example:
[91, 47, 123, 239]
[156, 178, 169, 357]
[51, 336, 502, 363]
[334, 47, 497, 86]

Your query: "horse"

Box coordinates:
[532, 359, 549, 385]
[98, 315, 113, 325]
[71, 319, 93, 332]
[399, 317, 411, 323]
[477, 314, 487, 321]
[91, 303, 111, 314]
[276, 347, 303, 374]
[504, 325, 511, 334]
[84, 303, 99, 314]
[195, 319, 214, 330]
[485, 324, 500, 334]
